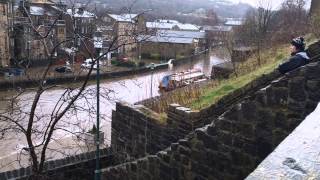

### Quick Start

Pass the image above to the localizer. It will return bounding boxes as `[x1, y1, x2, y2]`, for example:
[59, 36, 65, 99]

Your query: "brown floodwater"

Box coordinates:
[0, 48, 229, 171]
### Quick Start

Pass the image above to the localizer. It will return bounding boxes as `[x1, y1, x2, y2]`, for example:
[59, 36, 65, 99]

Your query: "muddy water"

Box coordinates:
[0, 48, 229, 171]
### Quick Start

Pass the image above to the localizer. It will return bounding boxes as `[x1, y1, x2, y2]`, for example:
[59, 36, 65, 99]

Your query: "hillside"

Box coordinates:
[89, 0, 253, 18]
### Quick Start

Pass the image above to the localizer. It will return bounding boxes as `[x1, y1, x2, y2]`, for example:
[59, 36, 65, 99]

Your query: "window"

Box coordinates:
[2, 4, 5, 15]
[58, 28, 64, 34]
[5, 37, 7, 50]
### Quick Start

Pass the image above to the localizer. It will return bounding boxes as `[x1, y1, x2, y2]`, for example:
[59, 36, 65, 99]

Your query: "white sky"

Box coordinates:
[236, 0, 312, 9]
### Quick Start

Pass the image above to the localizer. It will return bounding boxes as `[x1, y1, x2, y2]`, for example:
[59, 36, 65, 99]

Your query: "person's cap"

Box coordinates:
[291, 37, 305, 50]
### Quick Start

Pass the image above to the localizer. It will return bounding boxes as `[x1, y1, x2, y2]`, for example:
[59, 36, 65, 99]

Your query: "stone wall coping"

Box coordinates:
[116, 101, 163, 124]
[246, 103, 320, 179]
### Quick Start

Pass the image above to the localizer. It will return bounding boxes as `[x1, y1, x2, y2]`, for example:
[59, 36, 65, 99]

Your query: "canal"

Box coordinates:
[0, 48, 229, 171]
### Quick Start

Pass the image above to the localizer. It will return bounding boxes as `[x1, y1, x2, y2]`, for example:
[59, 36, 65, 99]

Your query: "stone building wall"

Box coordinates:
[102, 61, 320, 180]
[0, 0, 10, 66]
[140, 42, 195, 60]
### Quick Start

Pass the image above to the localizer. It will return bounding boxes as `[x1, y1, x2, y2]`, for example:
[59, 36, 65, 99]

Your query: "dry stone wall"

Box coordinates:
[102, 61, 320, 180]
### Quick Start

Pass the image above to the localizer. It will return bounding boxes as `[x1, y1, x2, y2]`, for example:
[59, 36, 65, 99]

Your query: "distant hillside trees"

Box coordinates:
[202, 9, 219, 26]
[310, 0, 320, 38]
[270, 0, 309, 42]
[237, 0, 310, 54]
[235, 0, 273, 66]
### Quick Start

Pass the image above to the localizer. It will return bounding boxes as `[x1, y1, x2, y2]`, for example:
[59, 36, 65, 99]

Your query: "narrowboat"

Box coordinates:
[159, 69, 208, 91]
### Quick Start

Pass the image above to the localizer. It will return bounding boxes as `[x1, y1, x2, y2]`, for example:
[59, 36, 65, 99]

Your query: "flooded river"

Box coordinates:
[0, 48, 229, 171]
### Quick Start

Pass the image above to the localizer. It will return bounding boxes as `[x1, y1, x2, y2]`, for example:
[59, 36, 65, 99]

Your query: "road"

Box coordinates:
[0, 48, 229, 171]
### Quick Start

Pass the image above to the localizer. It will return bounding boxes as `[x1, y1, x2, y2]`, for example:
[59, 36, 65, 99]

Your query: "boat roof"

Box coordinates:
[171, 72, 205, 81]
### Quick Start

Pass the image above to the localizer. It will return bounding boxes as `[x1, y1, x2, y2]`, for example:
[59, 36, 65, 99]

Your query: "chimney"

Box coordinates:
[19, 0, 30, 14]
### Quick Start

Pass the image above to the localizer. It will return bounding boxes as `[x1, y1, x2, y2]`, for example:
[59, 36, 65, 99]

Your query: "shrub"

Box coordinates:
[111, 59, 118, 65]
[141, 53, 151, 59]
[118, 61, 136, 68]
[150, 53, 161, 60]
[138, 61, 146, 67]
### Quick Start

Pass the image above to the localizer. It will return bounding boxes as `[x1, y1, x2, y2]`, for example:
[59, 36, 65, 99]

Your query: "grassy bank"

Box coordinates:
[189, 44, 288, 110]
[143, 35, 319, 115]
[144, 44, 289, 114]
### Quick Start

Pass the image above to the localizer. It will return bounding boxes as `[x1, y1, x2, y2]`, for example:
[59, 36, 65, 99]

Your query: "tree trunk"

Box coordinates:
[310, 0, 320, 17]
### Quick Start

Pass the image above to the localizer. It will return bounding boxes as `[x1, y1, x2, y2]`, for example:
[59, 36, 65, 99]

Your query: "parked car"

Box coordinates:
[2, 68, 25, 79]
[55, 66, 72, 73]
[81, 59, 105, 69]
[117, 55, 129, 62]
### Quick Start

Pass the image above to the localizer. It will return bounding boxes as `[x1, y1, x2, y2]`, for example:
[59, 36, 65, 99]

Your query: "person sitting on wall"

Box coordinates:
[278, 37, 310, 74]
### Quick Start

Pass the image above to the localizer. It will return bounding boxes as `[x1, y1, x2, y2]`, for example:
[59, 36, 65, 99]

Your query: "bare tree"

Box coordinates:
[252, 0, 273, 66]
[223, 30, 238, 77]
[0, 1, 151, 179]
[202, 9, 219, 26]
[270, 0, 309, 42]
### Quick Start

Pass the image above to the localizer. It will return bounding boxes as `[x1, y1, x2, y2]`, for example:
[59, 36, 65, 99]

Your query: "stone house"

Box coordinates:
[99, 13, 146, 55]
[0, 0, 12, 67]
[13, 0, 67, 61]
[202, 25, 232, 46]
[65, 7, 96, 58]
[139, 30, 206, 60]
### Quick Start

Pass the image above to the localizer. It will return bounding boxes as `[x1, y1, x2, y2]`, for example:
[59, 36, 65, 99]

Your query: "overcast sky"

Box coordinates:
[236, 0, 312, 9]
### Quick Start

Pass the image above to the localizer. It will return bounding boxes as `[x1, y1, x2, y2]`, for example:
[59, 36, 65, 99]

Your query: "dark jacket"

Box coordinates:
[278, 51, 310, 74]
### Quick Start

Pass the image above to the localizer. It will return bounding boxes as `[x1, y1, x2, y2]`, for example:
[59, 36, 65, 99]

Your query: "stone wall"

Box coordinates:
[111, 102, 171, 160]
[102, 61, 320, 180]
[112, 70, 282, 160]
[0, 63, 168, 91]
[0, 148, 114, 180]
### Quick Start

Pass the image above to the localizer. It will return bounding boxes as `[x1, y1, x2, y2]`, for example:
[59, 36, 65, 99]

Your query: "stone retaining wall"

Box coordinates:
[111, 102, 170, 160]
[0, 149, 114, 180]
[102, 60, 320, 179]
[113, 69, 283, 159]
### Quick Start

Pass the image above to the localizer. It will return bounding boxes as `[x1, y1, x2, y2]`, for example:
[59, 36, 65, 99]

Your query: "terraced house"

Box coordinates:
[0, 0, 12, 67]
[13, 0, 66, 61]
[100, 13, 146, 55]
[65, 7, 96, 58]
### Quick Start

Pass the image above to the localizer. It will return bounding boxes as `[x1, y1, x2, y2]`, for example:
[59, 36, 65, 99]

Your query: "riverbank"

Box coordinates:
[138, 40, 320, 115]
[0, 50, 209, 91]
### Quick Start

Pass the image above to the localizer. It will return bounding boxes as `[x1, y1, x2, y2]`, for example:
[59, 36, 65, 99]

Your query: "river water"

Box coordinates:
[0, 48, 229, 171]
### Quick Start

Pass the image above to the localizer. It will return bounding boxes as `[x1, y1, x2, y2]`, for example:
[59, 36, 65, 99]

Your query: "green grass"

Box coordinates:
[189, 45, 287, 110]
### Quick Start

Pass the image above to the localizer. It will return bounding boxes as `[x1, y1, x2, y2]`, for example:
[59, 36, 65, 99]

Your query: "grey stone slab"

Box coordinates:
[247, 103, 320, 180]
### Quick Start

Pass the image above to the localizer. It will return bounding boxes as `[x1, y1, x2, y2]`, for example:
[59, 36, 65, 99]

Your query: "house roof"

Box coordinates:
[108, 14, 138, 22]
[146, 20, 200, 31]
[145, 36, 194, 44]
[29, 5, 59, 16]
[157, 30, 205, 39]
[224, 18, 244, 26]
[67, 8, 96, 18]
[139, 29, 204, 44]
[202, 25, 232, 32]
[30, 6, 45, 15]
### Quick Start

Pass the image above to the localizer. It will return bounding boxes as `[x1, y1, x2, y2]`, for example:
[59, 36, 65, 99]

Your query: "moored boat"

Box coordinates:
[159, 69, 209, 91]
